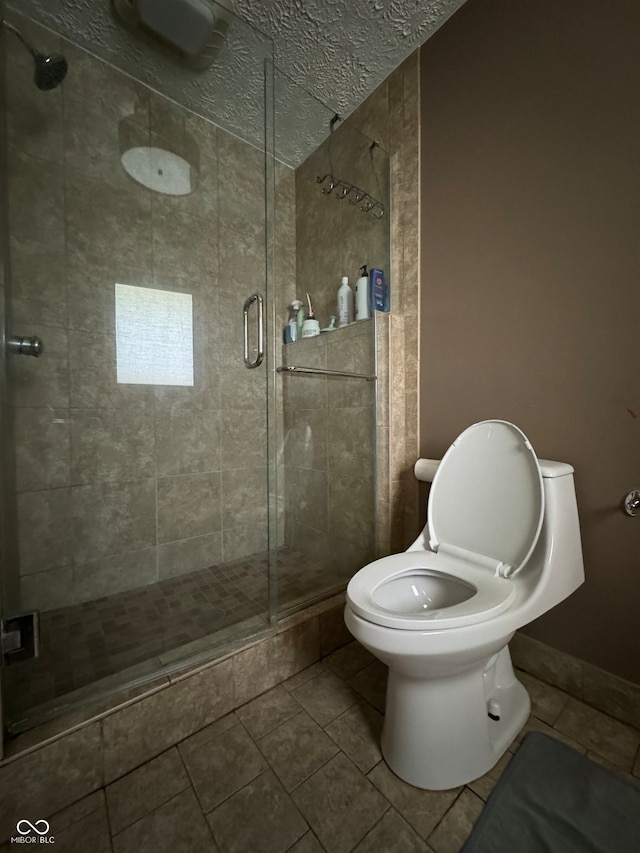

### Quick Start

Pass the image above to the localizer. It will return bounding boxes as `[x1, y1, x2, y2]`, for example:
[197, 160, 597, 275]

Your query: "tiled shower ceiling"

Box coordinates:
[9, 0, 466, 164]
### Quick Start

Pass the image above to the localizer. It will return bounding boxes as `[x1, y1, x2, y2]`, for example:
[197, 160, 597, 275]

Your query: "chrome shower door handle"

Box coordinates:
[243, 292, 264, 369]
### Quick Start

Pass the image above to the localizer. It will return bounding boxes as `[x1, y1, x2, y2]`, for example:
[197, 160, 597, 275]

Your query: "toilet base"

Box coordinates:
[381, 646, 530, 790]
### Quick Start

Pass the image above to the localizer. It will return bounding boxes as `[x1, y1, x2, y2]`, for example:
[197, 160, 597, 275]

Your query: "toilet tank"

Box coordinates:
[409, 456, 585, 617]
[520, 460, 585, 618]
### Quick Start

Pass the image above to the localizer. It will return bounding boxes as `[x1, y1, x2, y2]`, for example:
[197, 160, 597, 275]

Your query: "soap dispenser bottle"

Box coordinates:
[337, 276, 354, 327]
[355, 265, 370, 321]
[283, 299, 303, 344]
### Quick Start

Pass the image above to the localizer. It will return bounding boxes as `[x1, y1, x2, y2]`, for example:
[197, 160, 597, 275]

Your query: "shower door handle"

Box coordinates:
[243, 292, 264, 369]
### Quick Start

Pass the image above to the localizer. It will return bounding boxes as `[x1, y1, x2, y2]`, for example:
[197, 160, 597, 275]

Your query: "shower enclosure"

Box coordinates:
[0, 1, 387, 745]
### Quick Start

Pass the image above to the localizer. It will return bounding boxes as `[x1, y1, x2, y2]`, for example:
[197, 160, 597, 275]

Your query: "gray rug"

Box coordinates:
[461, 732, 640, 853]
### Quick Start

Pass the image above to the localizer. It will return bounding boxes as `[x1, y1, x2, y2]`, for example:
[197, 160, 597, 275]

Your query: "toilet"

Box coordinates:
[344, 419, 584, 790]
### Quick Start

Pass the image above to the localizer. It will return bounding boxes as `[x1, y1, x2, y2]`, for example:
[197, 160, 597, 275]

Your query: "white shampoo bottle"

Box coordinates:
[337, 276, 354, 327]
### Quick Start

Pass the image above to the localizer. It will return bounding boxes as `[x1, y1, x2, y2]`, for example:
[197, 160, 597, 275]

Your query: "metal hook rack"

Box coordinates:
[316, 174, 384, 219]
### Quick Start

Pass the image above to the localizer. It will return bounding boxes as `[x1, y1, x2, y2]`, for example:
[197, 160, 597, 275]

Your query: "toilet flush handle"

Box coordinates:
[487, 699, 501, 721]
[624, 491, 640, 517]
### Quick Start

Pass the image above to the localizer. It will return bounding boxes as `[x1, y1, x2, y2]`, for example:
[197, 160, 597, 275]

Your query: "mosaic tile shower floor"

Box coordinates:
[8, 547, 339, 717]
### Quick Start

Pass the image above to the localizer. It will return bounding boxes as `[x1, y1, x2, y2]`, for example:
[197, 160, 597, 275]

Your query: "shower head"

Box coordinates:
[3, 19, 68, 90]
[32, 52, 68, 91]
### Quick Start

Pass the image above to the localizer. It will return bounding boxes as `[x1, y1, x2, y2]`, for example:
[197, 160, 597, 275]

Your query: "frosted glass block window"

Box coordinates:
[115, 283, 194, 386]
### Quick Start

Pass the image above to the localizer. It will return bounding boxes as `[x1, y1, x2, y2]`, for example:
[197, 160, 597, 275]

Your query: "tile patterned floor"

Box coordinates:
[21, 641, 640, 853]
[8, 547, 338, 717]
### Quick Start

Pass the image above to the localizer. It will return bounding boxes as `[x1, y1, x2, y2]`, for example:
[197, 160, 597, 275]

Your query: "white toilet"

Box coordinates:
[345, 419, 584, 790]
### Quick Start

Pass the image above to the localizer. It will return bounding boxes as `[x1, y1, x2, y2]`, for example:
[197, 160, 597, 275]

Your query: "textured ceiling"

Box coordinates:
[9, 0, 466, 166]
[238, 0, 465, 122]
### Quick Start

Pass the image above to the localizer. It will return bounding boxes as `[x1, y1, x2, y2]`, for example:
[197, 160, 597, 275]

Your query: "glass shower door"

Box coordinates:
[0, 5, 275, 736]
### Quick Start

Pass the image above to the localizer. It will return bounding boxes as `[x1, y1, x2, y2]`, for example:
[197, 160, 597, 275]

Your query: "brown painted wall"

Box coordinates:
[419, 0, 640, 682]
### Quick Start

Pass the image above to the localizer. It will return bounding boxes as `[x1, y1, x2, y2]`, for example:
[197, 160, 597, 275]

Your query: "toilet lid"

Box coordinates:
[428, 420, 544, 577]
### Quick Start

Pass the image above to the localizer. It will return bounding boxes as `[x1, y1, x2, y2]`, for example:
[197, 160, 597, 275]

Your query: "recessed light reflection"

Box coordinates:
[410, 583, 433, 609]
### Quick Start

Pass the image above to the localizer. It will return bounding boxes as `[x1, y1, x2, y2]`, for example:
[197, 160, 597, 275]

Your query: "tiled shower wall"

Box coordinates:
[0, 43, 20, 617]
[346, 55, 422, 554]
[282, 323, 376, 592]
[283, 58, 422, 565]
[282, 56, 421, 562]
[294, 122, 390, 330]
[278, 120, 390, 591]
[6, 18, 270, 612]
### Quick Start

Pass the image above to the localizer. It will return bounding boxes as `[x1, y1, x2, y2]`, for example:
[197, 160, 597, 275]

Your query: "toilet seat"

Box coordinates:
[346, 420, 545, 631]
[347, 552, 516, 630]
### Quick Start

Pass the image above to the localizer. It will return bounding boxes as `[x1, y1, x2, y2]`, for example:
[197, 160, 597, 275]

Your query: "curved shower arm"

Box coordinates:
[2, 20, 41, 59]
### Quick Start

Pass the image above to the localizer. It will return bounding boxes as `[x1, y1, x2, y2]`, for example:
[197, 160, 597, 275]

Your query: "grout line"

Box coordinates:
[350, 801, 393, 850]
[173, 741, 222, 847]
[109, 786, 194, 843]
[426, 787, 466, 847]
[105, 746, 191, 832]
